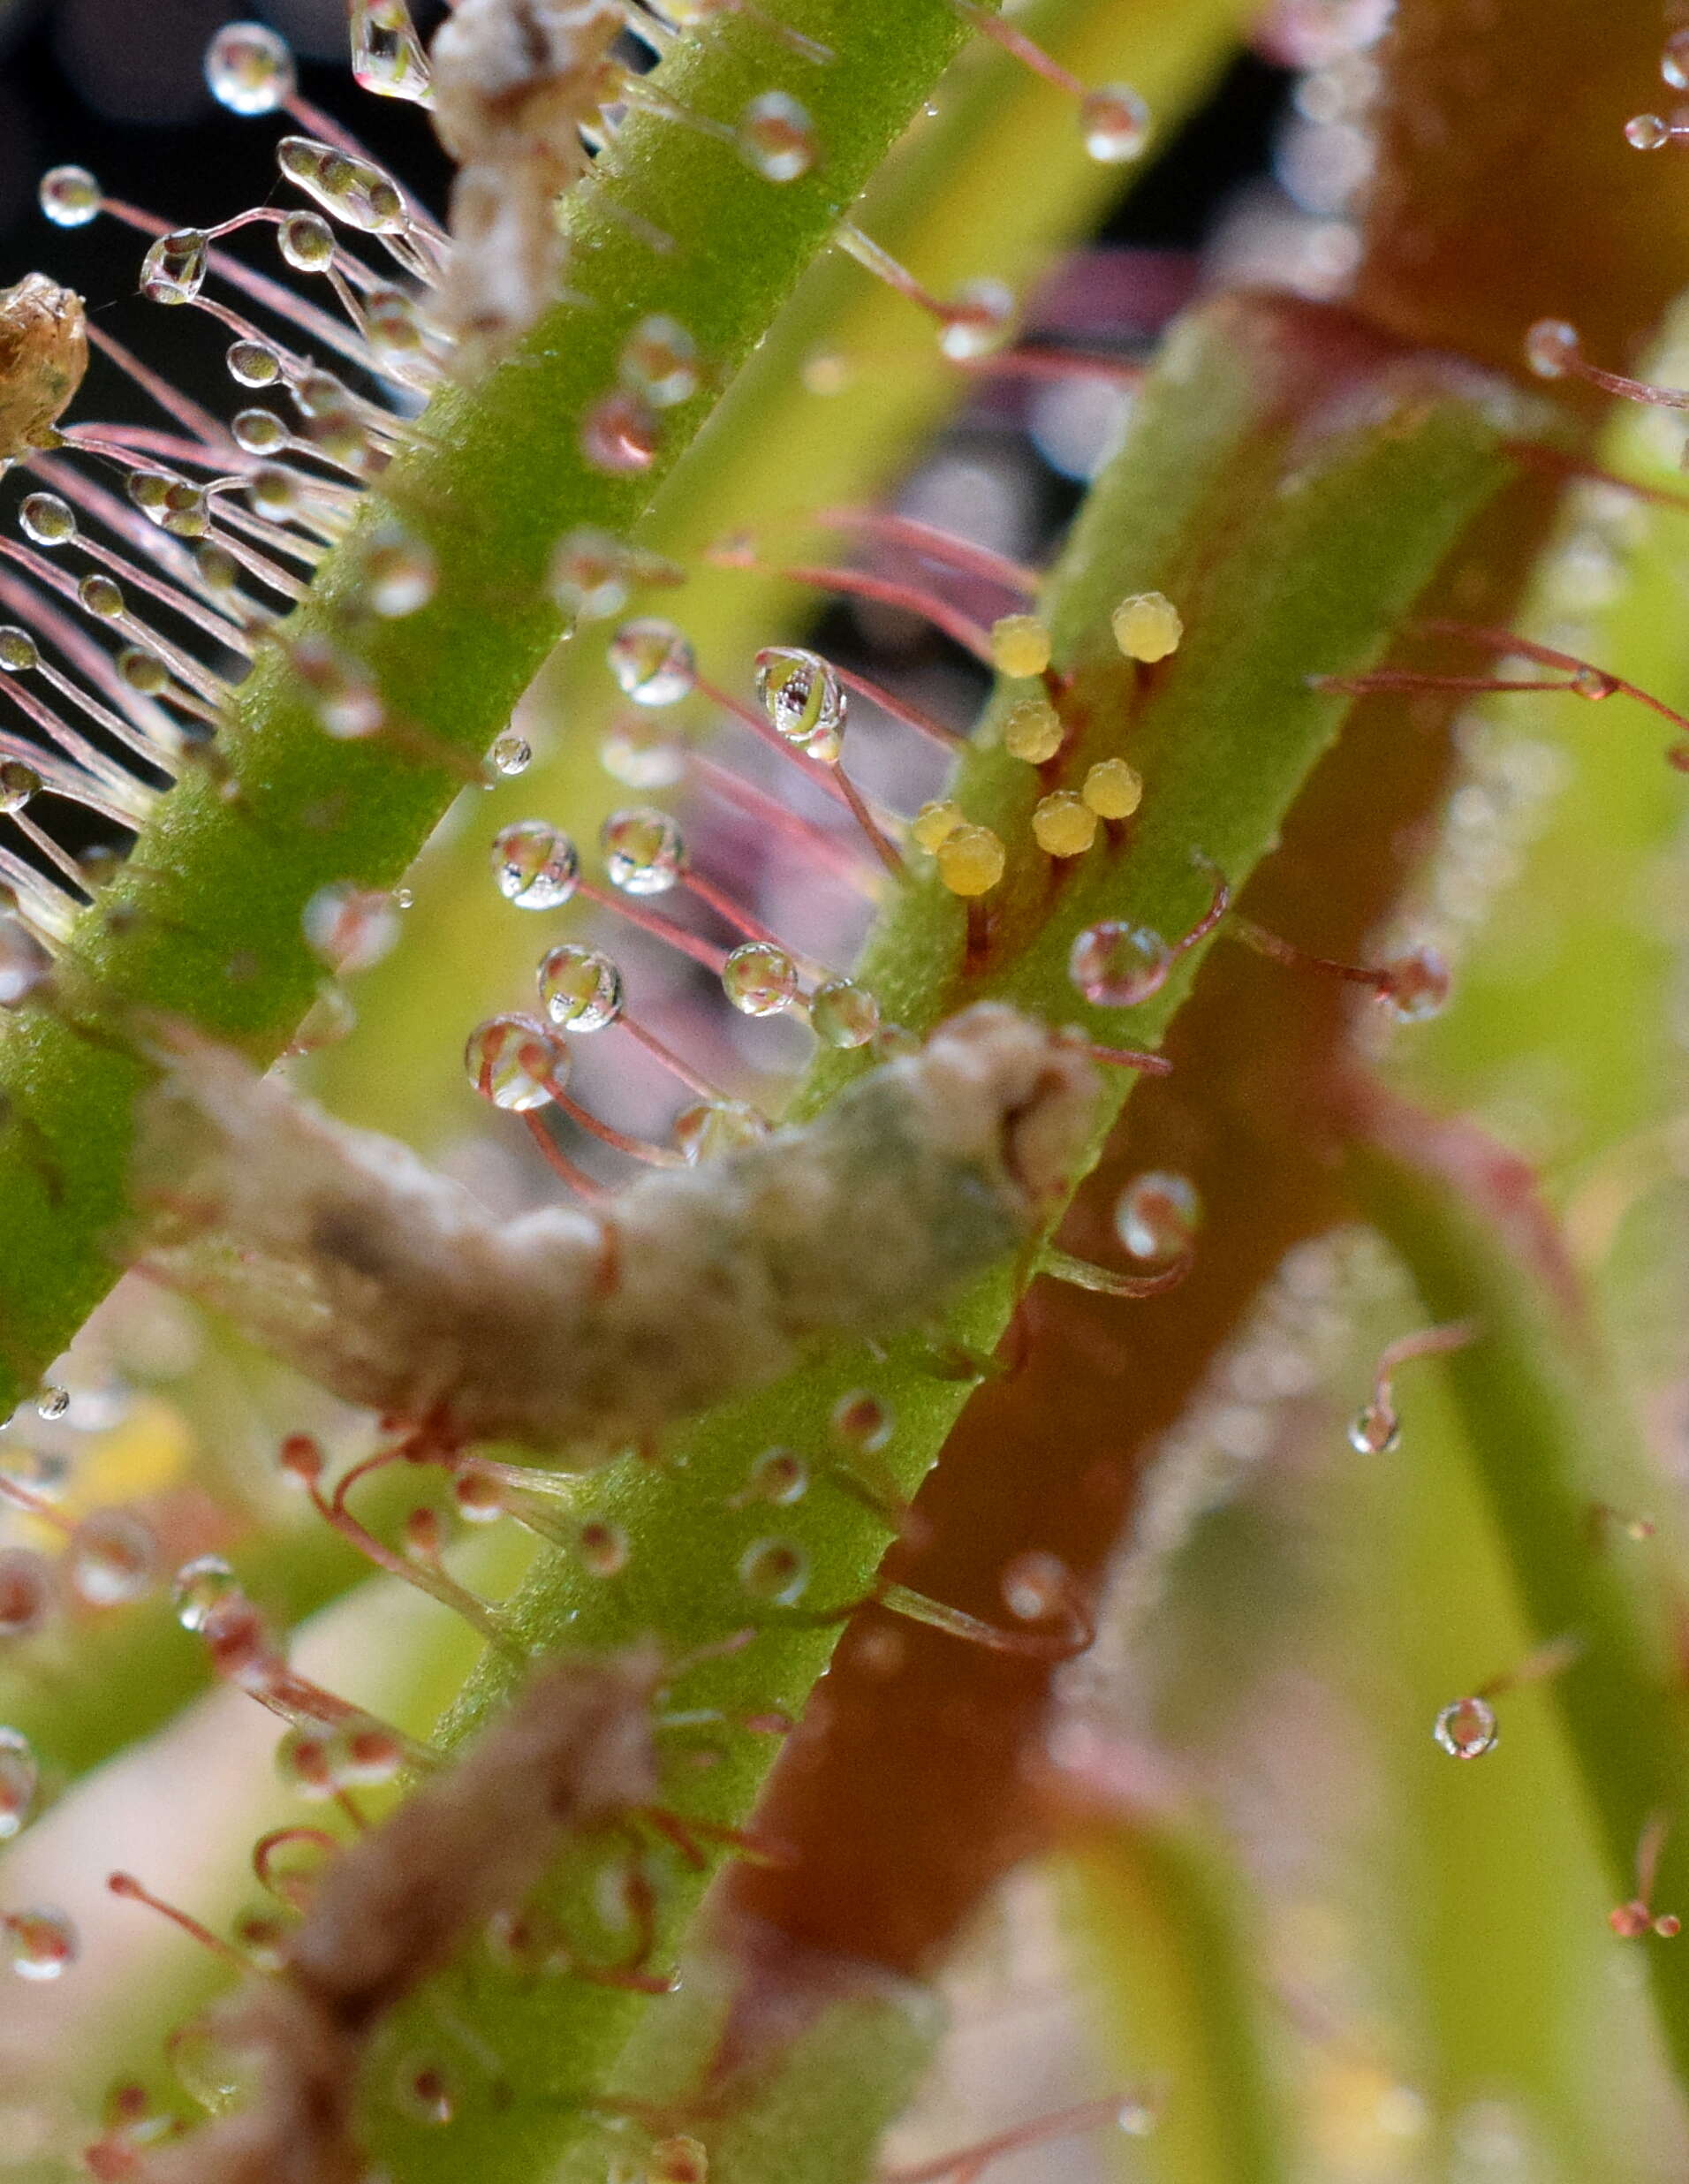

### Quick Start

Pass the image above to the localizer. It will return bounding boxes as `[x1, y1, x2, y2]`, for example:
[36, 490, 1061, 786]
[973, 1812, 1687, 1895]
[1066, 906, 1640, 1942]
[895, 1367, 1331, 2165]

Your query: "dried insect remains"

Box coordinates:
[137, 1647, 663, 2184]
[133, 1005, 1100, 1454]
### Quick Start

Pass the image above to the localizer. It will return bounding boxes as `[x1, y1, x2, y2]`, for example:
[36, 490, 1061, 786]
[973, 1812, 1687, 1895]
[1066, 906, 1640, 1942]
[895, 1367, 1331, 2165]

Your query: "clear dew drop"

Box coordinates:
[0, 627, 38, 673]
[350, 0, 434, 104]
[489, 732, 533, 778]
[937, 277, 1018, 363]
[277, 209, 335, 274]
[71, 1510, 159, 1608]
[722, 942, 799, 1018]
[324, 1715, 405, 1788]
[171, 2019, 261, 2115]
[227, 340, 280, 388]
[35, 1384, 69, 1422]
[301, 883, 402, 974]
[1114, 1170, 1201, 1261]
[1525, 317, 1580, 379]
[1626, 111, 1671, 149]
[0, 762, 39, 815]
[6, 1907, 77, 1982]
[1080, 83, 1150, 162]
[205, 21, 297, 113]
[80, 574, 125, 621]
[0, 1550, 54, 1638]
[1002, 1549, 1069, 1622]
[0, 1727, 38, 1841]
[601, 721, 686, 789]
[1347, 1401, 1401, 1455]
[1115, 2097, 1158, 2139]
[291, 982, 358, 1054]
[140, 229, 209, 307]
[738, 1447, 808, 1507]
[0, 918, 52, 1009]
[231, 407, 285, 455]
[391, 2059, 455, 2127]
[578, 1520, 629, 1578]
[363, 527, 437, 618]
[738, 1537, 809, 1605]
[811, 977, 880, 1049]
[1382, 944, 1451, 1022]
[276, 137, 406, 235]
[619, 315, 701, 408]
[737, 91, 818, 181]
[538, 943, 625, 1031]
[171, 1555, 239, 1634]
[19, 492, 75, 546]
[1434, 1695, 1498, 1759]
[608, 619, 696, 707]
[275, 1725, 335, 1801]
[1069, 920, 1171, 1007]
[831, 1390, 891, 1454]
[464, 1013, 564, 1111]
[601, 807, 685, 895]
[580, 391, 660, 474]
[754, 647, 846, 761]
[675, 1098, 768, 1164]
[38, 165, 101, 227]
[117, 646, 169, 697]
[1665, 27, 1689, 87]
[491, 820, 580, 911]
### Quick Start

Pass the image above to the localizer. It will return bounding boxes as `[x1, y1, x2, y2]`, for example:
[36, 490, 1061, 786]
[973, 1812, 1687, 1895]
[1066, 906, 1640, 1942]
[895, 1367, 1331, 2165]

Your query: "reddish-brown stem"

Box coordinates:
[880, 2098, 1138, 2184]
[830, 663, 968, 754]
[616, 1015, 722, 1103]
[693, 671, 904, 871]
[107, 1873, 249, 1968]
[576, 878, 732, 976]
[522, 1111, 610, 1203]
[958, 345, 1142, 388]
[814, 507, 1042, 597]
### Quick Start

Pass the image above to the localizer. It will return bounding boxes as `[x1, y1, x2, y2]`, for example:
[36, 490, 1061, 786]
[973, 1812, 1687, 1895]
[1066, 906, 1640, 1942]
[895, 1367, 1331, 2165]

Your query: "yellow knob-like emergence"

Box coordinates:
[1082, 757, 1143, 819]
[989, 613, 1052, 679]
[936, 823, 1007, 897]
[911, 798, 965, 852]
[1031, 791, 1097, 858]
[1112, 590, 1182, 664]
[1003, 696, 1063, 764]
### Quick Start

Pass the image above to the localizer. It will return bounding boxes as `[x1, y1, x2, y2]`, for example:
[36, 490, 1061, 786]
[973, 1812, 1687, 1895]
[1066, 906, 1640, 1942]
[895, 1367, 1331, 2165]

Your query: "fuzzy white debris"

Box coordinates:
[0, 274, 87, 463]
[428, 0, 623, 356]
[146, 1650, 662, 2184]
[134, 1006, 1099, 1455]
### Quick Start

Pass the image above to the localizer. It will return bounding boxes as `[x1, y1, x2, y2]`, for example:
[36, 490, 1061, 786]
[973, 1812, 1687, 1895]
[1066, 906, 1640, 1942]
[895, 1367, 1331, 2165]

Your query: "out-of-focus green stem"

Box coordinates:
[1348, 1095, 1689, 2097]
[1366, 301, 1689, 2150]
[326, 0, 1251, 1141]
[1057, 1802, 1291, 2184]
[0, 0, 982, 1418]
[352, 295, 1523, 2184]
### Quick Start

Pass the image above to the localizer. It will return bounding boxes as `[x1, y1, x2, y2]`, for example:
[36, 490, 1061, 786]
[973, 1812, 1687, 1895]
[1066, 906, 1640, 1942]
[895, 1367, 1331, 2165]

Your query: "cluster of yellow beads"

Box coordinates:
[936, 823, 1007, 897]
[1003, 696, 1063, 763]
[1031, 791, 1096, 858]
[1082, 756, 1142, 818]
[1112, 590, 1182, 664]
[912, 799, 964, 852]
[989, 613, 1052, 679]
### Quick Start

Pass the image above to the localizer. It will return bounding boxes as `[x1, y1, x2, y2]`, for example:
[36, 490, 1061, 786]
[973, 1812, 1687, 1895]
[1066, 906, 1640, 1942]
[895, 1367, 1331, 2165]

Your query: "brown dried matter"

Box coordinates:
[147, 1649, 662, 2184]
[133, 1007, 1097, 1455]
[428, 0, 623, 354]
[0, 273, 87, 461]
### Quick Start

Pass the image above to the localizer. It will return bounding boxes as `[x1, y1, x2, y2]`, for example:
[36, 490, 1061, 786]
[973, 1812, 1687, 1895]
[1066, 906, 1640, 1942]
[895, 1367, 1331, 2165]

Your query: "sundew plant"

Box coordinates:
[4, 0, 1689, 2180]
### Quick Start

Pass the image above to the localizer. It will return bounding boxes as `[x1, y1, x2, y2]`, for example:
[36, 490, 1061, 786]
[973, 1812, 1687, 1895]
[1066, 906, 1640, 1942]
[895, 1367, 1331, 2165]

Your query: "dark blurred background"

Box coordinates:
[0, 0, 1292, 420]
